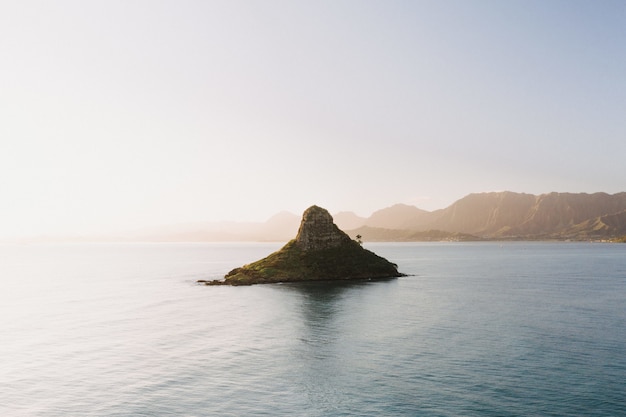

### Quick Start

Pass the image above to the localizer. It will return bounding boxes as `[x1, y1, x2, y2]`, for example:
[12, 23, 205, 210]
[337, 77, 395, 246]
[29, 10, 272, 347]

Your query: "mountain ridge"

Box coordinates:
[129, 191, 626, 242]
[352, 191, 626, 241]
[27, 191, 626, 242]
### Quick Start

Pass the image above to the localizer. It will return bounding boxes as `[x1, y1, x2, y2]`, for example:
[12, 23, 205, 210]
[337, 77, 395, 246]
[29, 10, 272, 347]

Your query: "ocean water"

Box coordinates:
[1, 242, 625, 416]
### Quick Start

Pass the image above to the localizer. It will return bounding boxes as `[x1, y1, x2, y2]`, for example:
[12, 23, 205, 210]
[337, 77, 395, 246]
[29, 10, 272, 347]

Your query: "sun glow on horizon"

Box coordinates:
[1, 1, 625, 239]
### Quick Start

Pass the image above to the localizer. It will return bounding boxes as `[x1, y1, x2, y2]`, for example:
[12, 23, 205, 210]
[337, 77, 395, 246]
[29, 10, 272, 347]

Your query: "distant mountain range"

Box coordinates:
[124, 191, 626, 242]
[346, 191, 626, 241]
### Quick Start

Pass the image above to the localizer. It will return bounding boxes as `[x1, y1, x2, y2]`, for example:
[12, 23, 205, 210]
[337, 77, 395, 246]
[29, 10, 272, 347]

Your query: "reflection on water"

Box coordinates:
[279, 279, 398, 348]
[275, 279, 400, 414]
[279, 278, 398, 327]
[2, 243, 625, 416]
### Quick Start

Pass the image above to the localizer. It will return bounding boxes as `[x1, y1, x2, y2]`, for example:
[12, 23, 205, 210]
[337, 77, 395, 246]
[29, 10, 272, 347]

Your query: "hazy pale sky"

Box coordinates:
[1, 0, 625, 238]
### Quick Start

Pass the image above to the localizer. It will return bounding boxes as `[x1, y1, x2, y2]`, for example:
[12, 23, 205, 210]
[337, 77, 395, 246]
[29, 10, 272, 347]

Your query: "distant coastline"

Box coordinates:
[7, 191, 626, 244]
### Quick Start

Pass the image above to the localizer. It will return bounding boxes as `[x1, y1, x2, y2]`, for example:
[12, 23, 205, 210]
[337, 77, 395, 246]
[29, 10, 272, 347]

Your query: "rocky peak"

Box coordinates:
[210, 204, 404, 285]
[295, 205, 352, 251]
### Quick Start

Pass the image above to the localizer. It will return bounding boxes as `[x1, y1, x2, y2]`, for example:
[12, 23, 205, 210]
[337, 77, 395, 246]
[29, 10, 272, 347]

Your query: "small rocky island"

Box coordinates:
[200, 205, 404, 286]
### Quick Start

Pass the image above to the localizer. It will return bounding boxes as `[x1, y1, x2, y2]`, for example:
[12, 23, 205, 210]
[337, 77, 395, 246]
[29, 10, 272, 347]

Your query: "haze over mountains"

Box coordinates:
[349, 192, 626, 241]
[123, 191, 626, 242]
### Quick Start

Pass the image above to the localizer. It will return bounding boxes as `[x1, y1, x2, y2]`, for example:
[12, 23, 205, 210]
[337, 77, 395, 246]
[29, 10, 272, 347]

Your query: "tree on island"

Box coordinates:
[200, 206, 403, 286]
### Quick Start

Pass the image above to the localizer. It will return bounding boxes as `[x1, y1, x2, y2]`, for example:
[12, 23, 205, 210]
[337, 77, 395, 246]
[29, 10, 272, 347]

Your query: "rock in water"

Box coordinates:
[220, 205, 404, 285]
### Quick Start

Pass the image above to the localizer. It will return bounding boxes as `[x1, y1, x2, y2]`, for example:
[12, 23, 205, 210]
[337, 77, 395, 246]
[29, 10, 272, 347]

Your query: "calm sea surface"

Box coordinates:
[1, 242, 625, 416]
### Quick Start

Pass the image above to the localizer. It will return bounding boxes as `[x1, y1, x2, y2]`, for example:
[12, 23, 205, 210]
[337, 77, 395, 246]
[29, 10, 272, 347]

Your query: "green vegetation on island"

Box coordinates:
[200, 205, 403, 286]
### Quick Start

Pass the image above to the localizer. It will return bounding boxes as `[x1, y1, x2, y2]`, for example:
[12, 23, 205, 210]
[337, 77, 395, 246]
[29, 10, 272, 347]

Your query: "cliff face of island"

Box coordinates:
[294, 204, 353, 250]
[204, 205, 404, 286]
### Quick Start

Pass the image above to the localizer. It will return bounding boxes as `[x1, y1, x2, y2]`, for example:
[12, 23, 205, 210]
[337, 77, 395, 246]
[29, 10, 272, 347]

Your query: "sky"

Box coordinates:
[1, 0, 625, 238]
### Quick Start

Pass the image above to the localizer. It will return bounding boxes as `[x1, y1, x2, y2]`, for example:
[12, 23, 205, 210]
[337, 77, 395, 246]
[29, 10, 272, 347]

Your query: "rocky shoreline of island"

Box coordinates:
[199, 205, 404, 286]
